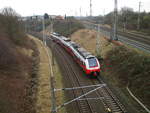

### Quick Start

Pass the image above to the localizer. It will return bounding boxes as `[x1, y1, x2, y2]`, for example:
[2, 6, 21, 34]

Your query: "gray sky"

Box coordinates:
[0, 0, 150, 16]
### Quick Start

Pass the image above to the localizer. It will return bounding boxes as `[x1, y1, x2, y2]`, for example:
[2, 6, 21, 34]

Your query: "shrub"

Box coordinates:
[0, 7, 26, 46]
[53, 18, 85, 37]
[105, 45, 150, 106]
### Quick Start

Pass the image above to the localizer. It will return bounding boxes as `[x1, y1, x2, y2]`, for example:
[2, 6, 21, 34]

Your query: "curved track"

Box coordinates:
[30, 33, 128, 113]
[54, 44, 95, 113]
[47, 36, 128, 113]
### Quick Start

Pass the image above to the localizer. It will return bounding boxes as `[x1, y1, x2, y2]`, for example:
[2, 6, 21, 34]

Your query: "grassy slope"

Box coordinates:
[29, 35, 51, 113]
[0, 9, 39, 113]
[0, 35, 37, 113]
[29, 34, 66, 113]
[71, 29, 150, 112]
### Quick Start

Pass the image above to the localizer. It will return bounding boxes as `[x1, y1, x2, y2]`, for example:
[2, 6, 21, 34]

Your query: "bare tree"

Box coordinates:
[0, 7, 25, 45]
[1, 7, 20, 17]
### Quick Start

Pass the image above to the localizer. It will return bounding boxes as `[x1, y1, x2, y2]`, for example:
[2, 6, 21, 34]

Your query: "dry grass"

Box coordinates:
[0, 35, 36, 113]
[28, 35, 51, 113]
[71, 29, 115, 57]
[71, 29, 96, 54]
[53, 60, 66, 113]
[46, 45, 66, 113]
[40, 25, 51, 36]
[17, 46, 33, 58]
[71, 29, 150, 112]
[29, 35, 66, 113]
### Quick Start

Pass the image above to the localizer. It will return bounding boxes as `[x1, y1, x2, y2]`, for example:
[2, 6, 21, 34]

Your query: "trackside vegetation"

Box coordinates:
[104, 45, 150, 108]
[87, 7, 150, 35]
[0, 8, 26, 46]
[53, 17, 85, 37]
[71, 29, 150, 112]
[0, 7, 39, 113]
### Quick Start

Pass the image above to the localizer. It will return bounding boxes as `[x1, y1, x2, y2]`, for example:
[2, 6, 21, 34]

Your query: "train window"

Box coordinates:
[88, 58, 97, 67]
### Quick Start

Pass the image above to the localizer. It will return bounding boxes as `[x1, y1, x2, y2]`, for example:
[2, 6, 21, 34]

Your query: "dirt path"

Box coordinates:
[29, 35, 51, 113]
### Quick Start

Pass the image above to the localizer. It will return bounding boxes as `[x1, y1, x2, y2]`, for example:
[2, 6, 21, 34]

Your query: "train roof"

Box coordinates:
[51, 33, 95, 59]
[52, 32, 61, 36]
[71, 42, 79, 48]
[61, 36, 71, 42]
[64, 38, 71, 42]
[77, 48, 94, 59]
[71, 42, 94, 59]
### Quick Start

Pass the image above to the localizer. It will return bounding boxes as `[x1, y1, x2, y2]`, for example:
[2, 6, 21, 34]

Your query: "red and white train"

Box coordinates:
[51, 32, 101, 77]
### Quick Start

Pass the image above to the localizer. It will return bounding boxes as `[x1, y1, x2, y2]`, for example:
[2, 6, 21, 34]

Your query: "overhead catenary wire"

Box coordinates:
[55, 84, 106, 111]
[54, 84, 106, 91]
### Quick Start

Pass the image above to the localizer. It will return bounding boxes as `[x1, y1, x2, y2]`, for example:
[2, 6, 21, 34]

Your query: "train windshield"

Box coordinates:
[88, 58, 97, 67]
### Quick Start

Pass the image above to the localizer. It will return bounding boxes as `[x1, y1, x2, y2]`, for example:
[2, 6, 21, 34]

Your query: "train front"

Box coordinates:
[85, 57, 100, 77]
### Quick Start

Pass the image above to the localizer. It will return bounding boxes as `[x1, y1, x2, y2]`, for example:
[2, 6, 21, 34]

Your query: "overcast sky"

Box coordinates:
[0, 0, 150, 16]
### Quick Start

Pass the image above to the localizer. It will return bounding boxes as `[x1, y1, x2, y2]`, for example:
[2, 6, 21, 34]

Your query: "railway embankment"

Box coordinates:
[71, 29, 150, 113]
[0, 34, 39, 113]
[0, 8, 40, 112]
[29, 34, 66, 113]
[29, 35, 51, 113]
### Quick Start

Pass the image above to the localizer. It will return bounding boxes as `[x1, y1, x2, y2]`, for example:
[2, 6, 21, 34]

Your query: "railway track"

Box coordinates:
[98, 26, 150, 46]
[83, 22, 150, 52]
[48, 39, 94, 112]
[31, 33, 128, 113]
[118, 31, 150, 46]
[47, 41, 81, 113]
[53, 43, 95, 113]
[49, 38, 127, 113]
[94, 78, 127, 113]
[83, 21, 150, 43]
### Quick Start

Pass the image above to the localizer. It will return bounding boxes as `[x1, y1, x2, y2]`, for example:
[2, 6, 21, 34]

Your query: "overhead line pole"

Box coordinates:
[51, 19, 53, 34]
[43, 17, 45, 44]
[80, 7, 82, 18]
[113, 0, 118, 40]
[96, 24, 101, 57]
[90, 0, 92, 16]
[137, 1, 141, 30]
[43, 17, 47, 46]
